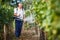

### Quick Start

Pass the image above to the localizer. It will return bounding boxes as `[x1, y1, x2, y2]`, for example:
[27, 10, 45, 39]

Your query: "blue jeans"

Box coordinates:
[15, 20, 23, 37]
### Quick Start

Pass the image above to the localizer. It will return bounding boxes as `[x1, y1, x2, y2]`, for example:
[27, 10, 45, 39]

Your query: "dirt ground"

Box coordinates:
[19, 30, 40, 40]
[19, 27, 40, 40]
[5, 27, 47, 40]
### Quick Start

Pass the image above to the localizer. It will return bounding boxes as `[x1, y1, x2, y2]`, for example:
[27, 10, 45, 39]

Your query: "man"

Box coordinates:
[14, 3, 25, 39]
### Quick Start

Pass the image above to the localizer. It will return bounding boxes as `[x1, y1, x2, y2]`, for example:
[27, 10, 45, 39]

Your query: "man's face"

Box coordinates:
[18, 3, 23, 9]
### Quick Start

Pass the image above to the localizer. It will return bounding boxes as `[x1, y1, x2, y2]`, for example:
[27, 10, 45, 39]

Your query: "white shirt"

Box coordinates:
[14, 8, 25, 20]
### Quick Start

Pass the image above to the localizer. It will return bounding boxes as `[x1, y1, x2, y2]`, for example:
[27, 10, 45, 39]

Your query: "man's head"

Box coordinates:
[18, 3, 23, 9]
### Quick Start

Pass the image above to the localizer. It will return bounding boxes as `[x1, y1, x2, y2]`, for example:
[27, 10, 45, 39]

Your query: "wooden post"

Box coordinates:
[4, 24, 6, 40]
[40, 30, 46, 40]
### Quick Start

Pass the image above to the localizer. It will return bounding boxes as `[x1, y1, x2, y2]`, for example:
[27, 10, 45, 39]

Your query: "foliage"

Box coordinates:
[25, 0, 60, 40]
[0, 4, 14, 24]
[0, 0, 14, 39]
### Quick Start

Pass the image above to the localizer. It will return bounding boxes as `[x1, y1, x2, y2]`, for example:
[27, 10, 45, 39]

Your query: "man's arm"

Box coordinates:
[14, 13, 20, 17]
[14, 8, 20, 17]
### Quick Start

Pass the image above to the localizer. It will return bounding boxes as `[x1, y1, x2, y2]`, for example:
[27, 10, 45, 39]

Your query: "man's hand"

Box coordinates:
[14, 13, 17, 16]
[14, 13, 20, 17]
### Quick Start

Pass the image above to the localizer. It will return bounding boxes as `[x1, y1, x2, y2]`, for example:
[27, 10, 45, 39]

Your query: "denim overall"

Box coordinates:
[15, 19, 23, 37]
